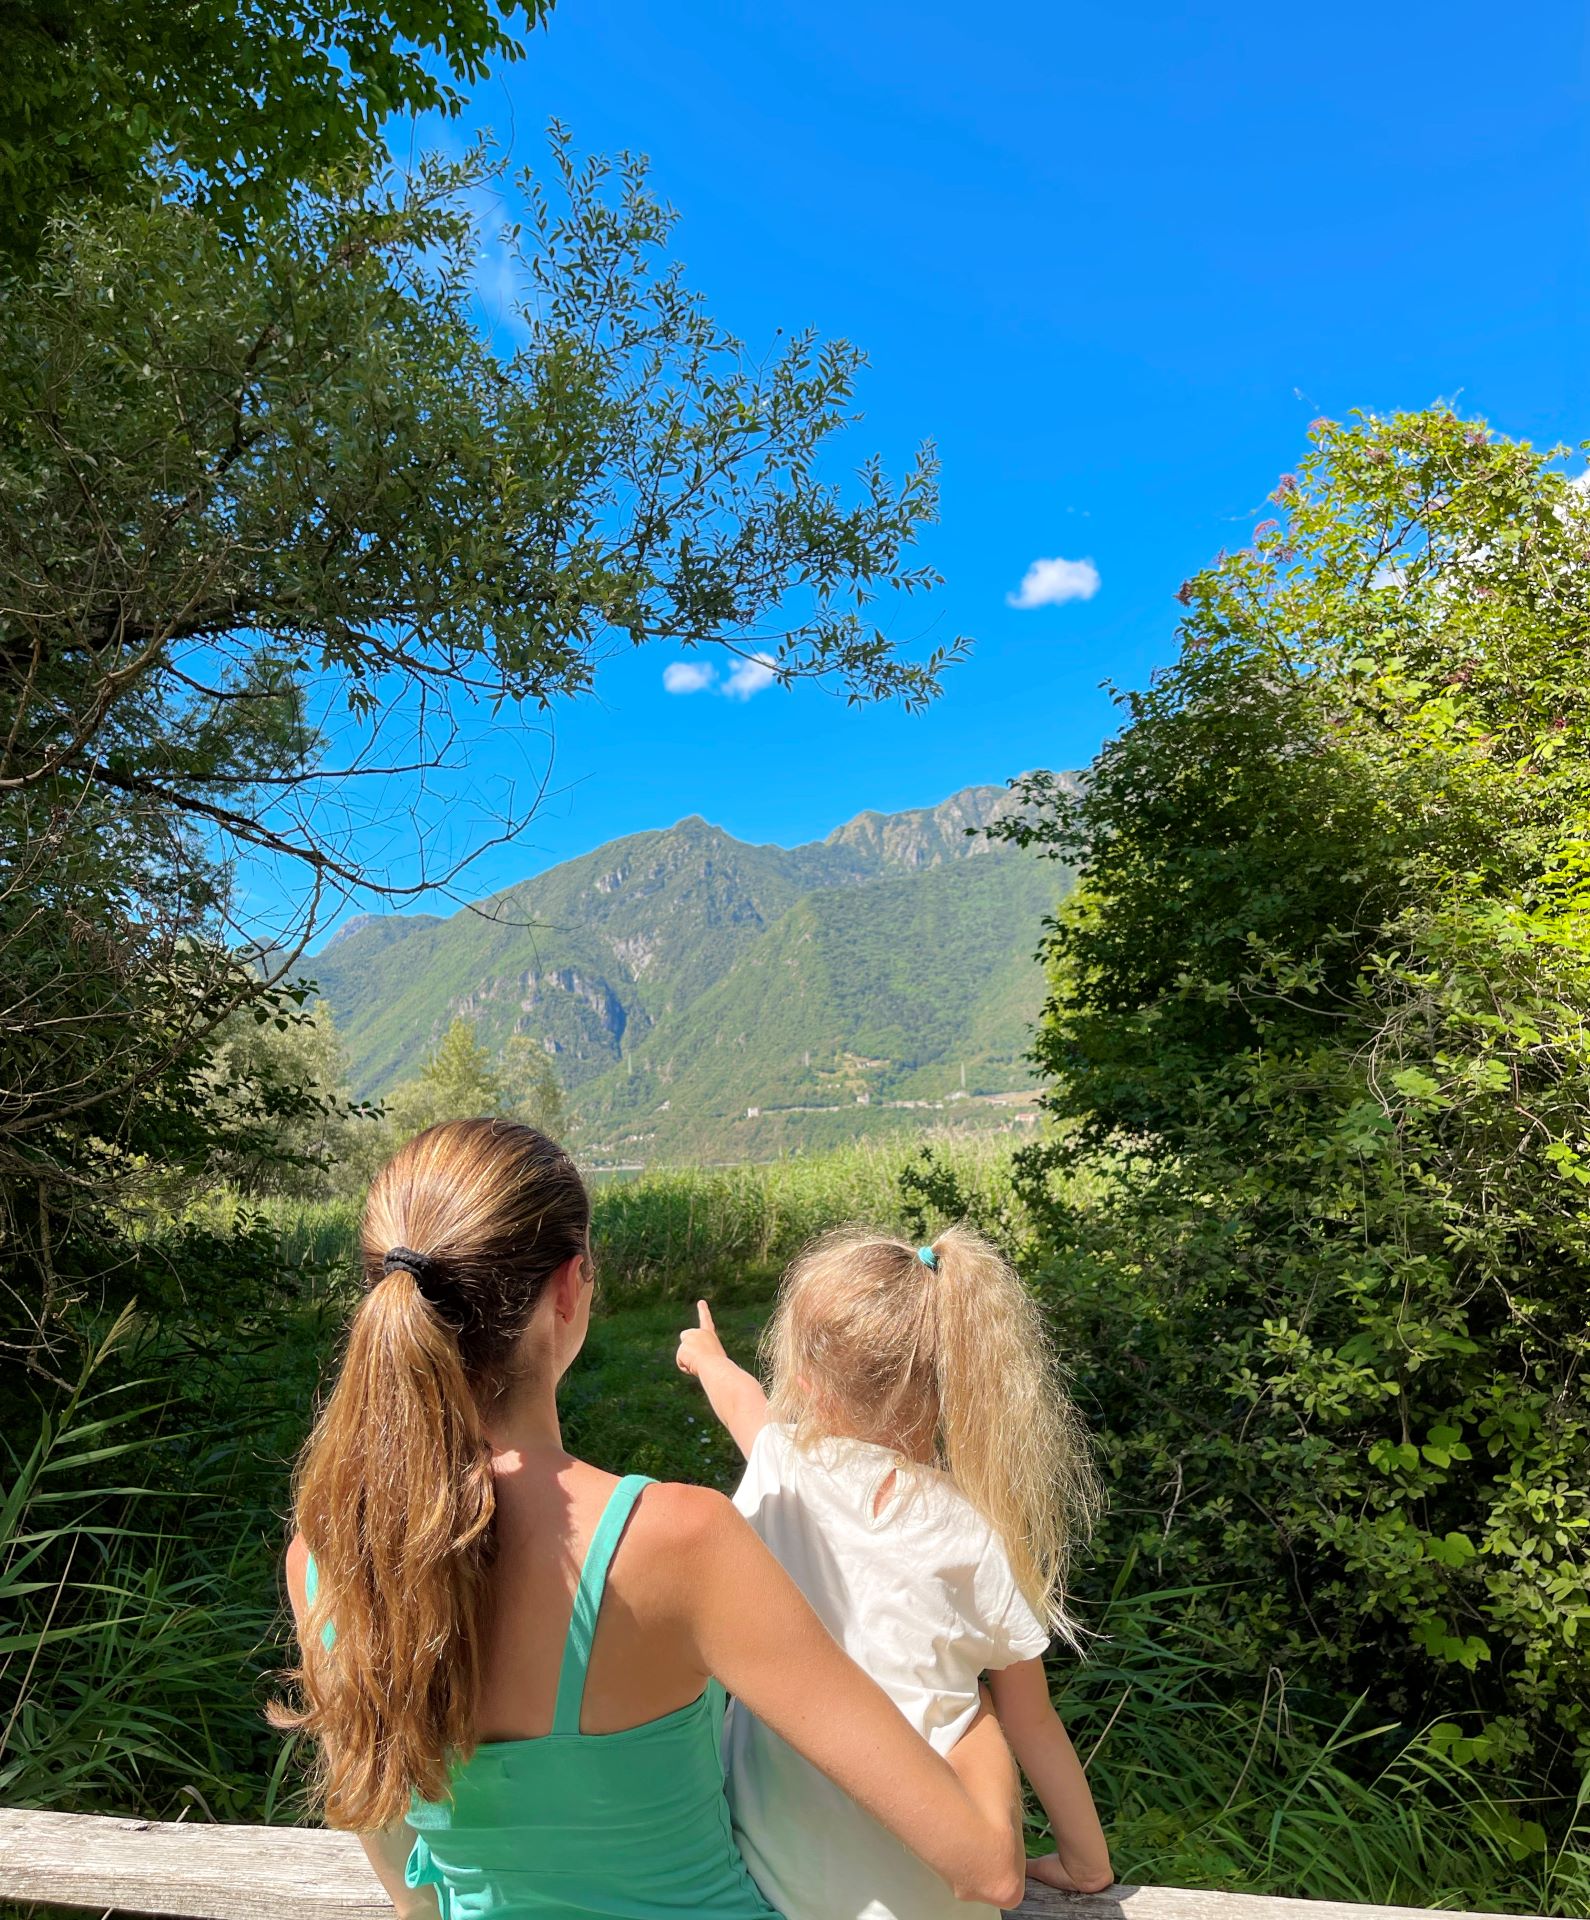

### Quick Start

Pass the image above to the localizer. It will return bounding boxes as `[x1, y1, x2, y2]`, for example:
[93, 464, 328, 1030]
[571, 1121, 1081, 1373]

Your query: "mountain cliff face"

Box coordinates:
[311, 780, 1077, 1158]
[819, 787, 1017, 869]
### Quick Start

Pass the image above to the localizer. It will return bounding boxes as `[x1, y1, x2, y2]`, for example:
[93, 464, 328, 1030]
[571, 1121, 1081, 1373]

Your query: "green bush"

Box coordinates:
[1047, 1577, 1590, 1914]
[999, 408, 1590, 1815]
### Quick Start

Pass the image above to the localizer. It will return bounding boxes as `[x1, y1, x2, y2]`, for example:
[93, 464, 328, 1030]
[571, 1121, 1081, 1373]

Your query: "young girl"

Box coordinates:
[677, 1224, 1112, 1920]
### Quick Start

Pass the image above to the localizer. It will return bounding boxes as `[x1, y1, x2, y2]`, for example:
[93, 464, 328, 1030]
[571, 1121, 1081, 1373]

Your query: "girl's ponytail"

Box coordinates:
[925, 1226, 1098, 1639]
[767, 1222, 1099, 1640]
[271, 1118, 591, 1830]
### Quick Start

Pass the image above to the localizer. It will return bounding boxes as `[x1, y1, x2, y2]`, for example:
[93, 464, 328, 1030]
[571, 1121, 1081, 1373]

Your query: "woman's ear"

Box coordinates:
[551, 1253, 587, 1323]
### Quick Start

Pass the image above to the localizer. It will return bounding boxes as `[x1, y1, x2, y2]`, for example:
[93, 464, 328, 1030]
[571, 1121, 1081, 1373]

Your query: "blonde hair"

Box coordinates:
[764, 1224, 1099, 1638]
[270, 1118, 590, 1830]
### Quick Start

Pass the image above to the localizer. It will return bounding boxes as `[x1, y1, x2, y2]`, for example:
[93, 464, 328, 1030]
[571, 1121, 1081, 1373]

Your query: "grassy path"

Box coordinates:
[563, 1276, 772, 1492]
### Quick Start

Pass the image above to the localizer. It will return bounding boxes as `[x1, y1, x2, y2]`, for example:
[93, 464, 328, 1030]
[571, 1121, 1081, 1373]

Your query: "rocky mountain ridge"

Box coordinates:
[311, 779, 1077, 1159]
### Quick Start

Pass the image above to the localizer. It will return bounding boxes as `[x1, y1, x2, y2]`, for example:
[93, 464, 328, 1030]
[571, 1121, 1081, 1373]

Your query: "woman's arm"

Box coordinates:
[659, 1486, 1027, 1910]
[357, 1825, 439, 1917]
[674, 1300, 770, 1458]
[284, 1535, 441, 1920]
[986, 1658, 1114, 1894]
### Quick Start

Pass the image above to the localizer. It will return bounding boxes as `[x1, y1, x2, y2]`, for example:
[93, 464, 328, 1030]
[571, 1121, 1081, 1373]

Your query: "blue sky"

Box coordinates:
[297, 0, 1588, 945]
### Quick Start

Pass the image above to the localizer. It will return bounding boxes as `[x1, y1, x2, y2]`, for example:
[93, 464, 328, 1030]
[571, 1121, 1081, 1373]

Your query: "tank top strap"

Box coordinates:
[551, 1474, 654, 1735]
[302, 1550, 336, 1651]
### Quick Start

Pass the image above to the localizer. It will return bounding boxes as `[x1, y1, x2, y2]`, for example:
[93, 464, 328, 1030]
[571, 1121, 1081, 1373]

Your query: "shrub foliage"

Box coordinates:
[1000, 408, 1590, 1791]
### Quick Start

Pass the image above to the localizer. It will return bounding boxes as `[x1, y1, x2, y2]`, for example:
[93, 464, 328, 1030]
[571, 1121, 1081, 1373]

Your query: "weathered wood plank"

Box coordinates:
[0, 1809, 388, 1920]
[0, 1808, 1532, 1920]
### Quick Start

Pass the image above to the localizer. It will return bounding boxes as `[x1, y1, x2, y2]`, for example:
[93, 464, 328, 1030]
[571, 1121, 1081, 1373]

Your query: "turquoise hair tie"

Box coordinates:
[917, 1245, 938, 1270]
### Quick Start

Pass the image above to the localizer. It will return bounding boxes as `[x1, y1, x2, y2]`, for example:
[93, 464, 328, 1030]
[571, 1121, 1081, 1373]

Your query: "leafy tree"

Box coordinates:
[2, 137, 954, 926]
[207, 999, 378, 1199]
[1, 137, 961, 1322]
[0, 0, 548, 262]
[1002, 409, 1590, 1795]
[386, 1019, 509, 1140]
[500, 1033, 568, 1139]
[355, 1019, 568, 1188]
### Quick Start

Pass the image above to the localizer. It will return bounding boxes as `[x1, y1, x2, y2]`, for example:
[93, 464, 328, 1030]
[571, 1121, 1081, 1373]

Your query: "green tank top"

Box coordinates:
[308, 1475, 780, 1919]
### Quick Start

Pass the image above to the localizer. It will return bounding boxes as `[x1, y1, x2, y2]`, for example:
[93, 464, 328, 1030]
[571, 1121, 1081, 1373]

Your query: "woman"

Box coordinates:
[276, 1118, 1027, 1918]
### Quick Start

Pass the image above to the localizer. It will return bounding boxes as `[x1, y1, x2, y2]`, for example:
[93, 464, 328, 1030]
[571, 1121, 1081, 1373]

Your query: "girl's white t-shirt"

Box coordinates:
[725, 1421, 1049, 1920]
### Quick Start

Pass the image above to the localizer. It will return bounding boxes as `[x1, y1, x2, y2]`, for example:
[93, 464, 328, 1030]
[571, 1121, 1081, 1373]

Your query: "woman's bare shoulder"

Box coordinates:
[626, 1479, 753, 1592]
[629, 1477, 739, 1550]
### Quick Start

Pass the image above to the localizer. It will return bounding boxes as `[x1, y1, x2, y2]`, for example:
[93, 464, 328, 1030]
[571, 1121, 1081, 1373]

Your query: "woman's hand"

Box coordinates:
[285, 1540, 440, 1918]
[361, 1828, 440, 1918]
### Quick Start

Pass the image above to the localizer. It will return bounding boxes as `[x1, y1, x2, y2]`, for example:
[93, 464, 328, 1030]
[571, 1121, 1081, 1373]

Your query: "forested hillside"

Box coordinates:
[312, 783, 1075, 1156]
[579, 851, 1060, 1158]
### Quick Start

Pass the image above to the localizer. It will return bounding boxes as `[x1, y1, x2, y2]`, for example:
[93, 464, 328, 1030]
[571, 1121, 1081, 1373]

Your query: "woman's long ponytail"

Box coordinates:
[271, 1119, 590, 1830]
[274, 1274, 496, 1828]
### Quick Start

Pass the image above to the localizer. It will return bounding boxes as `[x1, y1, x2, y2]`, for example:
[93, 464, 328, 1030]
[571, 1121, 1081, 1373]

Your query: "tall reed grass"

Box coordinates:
[1051, 1573, 1590, 1914]
[589, 1134, 1024, 1292]
[0, 1310, 291, 1821]
[255, 1132, 1026, 1297]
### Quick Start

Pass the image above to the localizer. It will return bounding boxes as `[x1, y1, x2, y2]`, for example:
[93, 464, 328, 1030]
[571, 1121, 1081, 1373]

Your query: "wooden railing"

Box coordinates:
[0, 1808, 1529, 1920]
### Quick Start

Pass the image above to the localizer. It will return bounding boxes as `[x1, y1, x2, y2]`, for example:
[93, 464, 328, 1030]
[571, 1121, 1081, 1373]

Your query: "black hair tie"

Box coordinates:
[382, 1245, 458, 1316]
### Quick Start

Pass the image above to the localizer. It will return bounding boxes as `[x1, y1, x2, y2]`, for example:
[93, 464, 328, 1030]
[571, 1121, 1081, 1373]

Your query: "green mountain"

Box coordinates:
[311, 782, 1076, 1162]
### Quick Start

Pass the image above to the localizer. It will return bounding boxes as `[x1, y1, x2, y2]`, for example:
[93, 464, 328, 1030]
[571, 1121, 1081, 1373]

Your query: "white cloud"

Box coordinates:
[661, 653, 780, 701]
[663, 660, 717, 694]
[722, 653, 778, 701]
[1006, 556, 1101, 610]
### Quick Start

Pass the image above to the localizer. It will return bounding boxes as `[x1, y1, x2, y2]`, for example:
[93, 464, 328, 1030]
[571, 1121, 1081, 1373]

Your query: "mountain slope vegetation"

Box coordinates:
[579, 851, 1060, 1159]
[311, 783, 1075, 1159]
